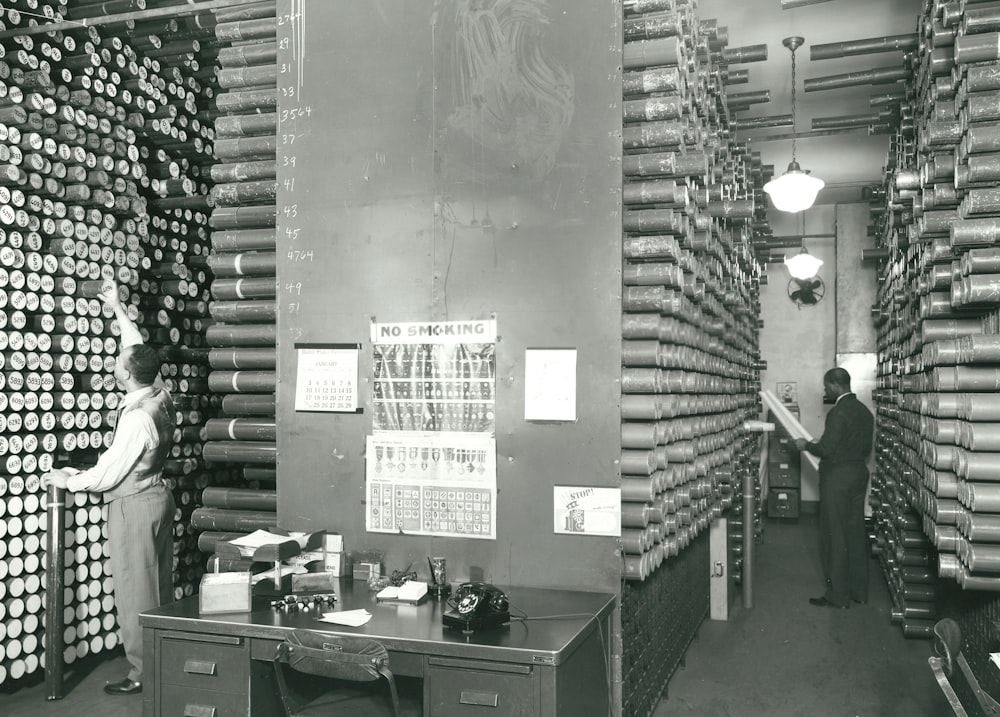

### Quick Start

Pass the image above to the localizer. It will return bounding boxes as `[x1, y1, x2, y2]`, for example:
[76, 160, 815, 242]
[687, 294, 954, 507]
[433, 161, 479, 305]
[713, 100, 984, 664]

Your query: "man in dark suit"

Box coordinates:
[794, 367, 874, 609]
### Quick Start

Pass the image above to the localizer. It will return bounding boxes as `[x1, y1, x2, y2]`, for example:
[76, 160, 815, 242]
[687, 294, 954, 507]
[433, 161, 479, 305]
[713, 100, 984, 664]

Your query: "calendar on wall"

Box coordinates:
[294, 344, 361, 413]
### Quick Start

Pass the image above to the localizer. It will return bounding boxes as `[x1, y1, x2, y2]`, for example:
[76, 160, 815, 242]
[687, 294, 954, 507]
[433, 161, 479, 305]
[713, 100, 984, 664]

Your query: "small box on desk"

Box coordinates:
[353, 561, 381, 581]
[767, 488, 800, 518]
[291, 571, 338, 592]
[326, 551, 346, 576]
[199, 572, 252, 614]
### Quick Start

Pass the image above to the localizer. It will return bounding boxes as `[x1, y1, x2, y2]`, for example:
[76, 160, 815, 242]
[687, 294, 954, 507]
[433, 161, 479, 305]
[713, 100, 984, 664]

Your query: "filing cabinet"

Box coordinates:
[767, 408, 801, 518]
[156, 631, 251, 717]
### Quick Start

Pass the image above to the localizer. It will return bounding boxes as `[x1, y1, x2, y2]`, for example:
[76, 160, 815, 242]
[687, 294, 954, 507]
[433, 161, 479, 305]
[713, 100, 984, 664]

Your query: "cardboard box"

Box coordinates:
[287, 550, 326, 568]
[353, 560, 381, 581]
[199, 572, 252, 614]
[291, 571, 338, 592]
[325, 551, 346, 576]
[325, 534, 344, 553]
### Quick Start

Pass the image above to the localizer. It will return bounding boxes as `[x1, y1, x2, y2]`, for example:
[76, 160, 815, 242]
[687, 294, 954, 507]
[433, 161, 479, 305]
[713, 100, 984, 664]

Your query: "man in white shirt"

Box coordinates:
[42, 281, 176, 696]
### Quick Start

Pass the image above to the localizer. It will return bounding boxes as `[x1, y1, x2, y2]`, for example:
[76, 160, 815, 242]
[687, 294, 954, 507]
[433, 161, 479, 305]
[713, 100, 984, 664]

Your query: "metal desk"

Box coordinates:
[140, 580, 616, 716]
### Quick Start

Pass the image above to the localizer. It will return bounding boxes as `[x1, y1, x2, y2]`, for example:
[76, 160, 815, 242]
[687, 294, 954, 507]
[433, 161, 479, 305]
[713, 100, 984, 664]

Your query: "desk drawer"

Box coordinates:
[427, 658, 535, 717]
[160, 633, 249, 692]
[161, 684, 248, 717]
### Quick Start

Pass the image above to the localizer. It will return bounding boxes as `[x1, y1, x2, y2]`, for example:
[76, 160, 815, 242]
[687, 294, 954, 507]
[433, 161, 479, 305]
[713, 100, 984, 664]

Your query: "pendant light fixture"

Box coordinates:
[784, 244, 823, 280]
[764, 36, 825, 213]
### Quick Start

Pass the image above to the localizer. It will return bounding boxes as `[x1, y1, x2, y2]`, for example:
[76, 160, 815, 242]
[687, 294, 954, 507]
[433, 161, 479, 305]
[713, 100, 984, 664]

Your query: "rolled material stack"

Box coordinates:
[0, 5, 160, 680]
[195, 0, 278, 549]
[619, 2, 765, 715]
[869, 0, 1000, 648]
[0, 0, 280, 686]
[619, 0, 763, 582]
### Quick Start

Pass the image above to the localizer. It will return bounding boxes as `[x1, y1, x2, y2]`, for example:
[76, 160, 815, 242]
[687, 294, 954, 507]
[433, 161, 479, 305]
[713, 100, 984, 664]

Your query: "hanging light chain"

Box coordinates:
[790, 42, 798, 164]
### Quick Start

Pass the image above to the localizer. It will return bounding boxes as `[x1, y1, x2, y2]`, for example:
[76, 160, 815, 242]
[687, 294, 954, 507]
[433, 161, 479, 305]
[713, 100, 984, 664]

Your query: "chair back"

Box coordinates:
[276, 631, 389, 682]
[273, 630, 401, 717]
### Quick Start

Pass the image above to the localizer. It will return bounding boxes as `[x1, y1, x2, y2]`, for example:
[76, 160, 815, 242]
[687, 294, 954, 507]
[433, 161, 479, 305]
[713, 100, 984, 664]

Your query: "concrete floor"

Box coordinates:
[0, 513, 953, 717]
[657, 512, 953, 717]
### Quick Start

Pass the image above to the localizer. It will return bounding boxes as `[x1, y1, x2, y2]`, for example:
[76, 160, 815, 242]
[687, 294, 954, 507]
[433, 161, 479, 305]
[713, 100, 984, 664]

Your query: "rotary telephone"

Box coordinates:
[442, 582, 510, 632]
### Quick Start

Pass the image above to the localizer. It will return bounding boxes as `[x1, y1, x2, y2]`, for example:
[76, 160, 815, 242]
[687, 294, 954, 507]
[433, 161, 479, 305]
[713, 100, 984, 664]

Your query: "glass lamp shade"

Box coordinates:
[763, 161, 825, 213]
[784, 249, 823, 280]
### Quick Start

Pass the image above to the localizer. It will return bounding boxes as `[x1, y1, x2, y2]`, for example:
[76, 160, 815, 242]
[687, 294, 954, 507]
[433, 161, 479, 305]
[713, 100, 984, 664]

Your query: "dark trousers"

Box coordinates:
[108, 486, 176, 681]
[818, 465, 869, 606]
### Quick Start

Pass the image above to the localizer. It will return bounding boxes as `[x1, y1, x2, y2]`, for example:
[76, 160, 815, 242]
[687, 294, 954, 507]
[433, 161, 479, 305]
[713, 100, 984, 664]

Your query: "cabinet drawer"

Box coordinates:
[427, 659, 534, 717]
[161, 684, 248, 717]
[769, 467, 799, 488]
[160, 634, 249, 692]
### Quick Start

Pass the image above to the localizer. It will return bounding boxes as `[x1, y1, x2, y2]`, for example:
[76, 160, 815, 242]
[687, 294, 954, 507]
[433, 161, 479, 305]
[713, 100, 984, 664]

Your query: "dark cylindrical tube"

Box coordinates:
[721, 44, 768, 64]
[956, 32, 1000, 64]
[623, 37, 684, 70]
[206, 324, 277, 346]
[200, 487, 277, 511]
[215, 89, 277, 114]
[211, 277, 278, 300]
[804, 66, 909, 92]
[732, 114, 793, 130]
[202, 440, 277, 465]
[207, 370, 277, 393]
[211, 228, 276, 252]
[210, 160, 277, 183]
[208, 348, 276, 369]
[210, 300, 277, 322]
[209, 206, 277, 229]
[196, 531, 248, 554]
[203, 418, 277, 442]
[622, 66, 682, 96]
[221, 394, 276, 416]
[190, 507, 278, 531]
[810, 34, 917, 61]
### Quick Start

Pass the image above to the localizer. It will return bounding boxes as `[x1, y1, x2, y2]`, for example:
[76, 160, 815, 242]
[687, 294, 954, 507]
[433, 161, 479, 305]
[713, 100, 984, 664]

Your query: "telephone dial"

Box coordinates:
[442, 582, 510, 632]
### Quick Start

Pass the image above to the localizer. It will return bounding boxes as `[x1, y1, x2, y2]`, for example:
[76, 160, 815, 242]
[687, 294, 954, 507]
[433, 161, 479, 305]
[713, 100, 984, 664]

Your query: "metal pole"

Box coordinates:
[742, 468, 755, 609]
[44, 485, 66, 700]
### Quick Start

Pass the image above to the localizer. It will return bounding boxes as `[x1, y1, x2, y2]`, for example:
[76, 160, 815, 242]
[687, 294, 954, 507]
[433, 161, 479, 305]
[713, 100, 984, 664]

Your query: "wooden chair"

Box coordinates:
[272, 630, 421, 716]
[929, 618, 1000, 717]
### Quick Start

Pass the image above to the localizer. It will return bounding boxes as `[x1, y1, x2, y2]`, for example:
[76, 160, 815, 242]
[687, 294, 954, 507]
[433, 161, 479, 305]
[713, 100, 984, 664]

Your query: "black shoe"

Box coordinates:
[104, 678, 142, 695]
[808, 596, 848, 609]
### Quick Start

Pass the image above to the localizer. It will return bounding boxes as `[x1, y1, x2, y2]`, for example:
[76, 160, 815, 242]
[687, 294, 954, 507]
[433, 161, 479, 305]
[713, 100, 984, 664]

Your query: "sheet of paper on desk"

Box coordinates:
[229, 529, 300, 557]
[318, 609, 372, 627]
[251, 564, 307, 585]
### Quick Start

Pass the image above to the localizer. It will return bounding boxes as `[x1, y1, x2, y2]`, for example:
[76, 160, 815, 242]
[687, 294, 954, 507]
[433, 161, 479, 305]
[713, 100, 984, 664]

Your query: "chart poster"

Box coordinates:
[553, 486, 621, 537]
[370, 319, 497, 434]
[294, 344, 361, 412]
[365, 433, 497, 539]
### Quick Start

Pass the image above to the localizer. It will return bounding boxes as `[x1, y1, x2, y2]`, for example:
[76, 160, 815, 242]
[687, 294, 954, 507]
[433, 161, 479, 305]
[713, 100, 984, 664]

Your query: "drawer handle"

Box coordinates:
[460, 690, 499, 707]
[183, 660, 218, 676]
[183, 705, 217, 717]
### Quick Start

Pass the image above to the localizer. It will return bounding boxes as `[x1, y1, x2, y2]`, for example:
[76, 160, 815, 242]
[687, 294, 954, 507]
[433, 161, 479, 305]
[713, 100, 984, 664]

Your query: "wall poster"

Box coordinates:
[366, 319, 497, 539]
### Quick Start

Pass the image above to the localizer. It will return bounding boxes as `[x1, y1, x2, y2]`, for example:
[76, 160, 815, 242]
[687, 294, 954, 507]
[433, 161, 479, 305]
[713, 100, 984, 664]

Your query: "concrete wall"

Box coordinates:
[758, 202, 877, 503]
[759, 205, 836, 502]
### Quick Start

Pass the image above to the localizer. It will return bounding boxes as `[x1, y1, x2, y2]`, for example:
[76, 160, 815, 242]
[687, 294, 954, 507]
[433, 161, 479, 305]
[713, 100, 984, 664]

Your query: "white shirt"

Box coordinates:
[66, 386, 161, 494]
[64, 308, 162, 494]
